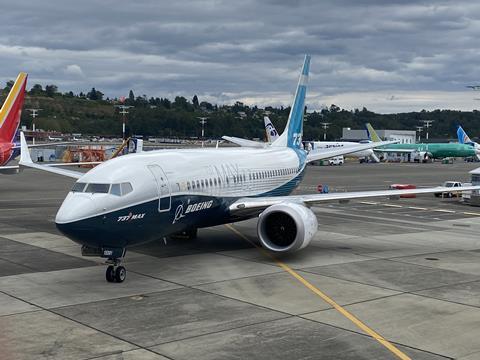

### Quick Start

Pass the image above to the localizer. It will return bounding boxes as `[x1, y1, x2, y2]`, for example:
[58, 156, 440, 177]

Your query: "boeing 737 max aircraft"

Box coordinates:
[18, 55, 480, 283]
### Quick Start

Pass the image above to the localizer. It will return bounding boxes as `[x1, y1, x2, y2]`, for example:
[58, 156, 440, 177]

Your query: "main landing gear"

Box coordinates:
[105, 258, 126, 283]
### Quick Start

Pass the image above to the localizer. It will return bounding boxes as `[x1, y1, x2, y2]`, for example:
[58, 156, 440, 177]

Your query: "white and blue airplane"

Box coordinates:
[225, 116, 380, 162]
[222, 116, 279, 147]
[457, 125, 480, 160]
[18, 55, 480, 283]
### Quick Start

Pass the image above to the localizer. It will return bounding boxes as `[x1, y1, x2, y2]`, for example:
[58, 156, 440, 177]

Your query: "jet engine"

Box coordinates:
[257, 202, 318, 252]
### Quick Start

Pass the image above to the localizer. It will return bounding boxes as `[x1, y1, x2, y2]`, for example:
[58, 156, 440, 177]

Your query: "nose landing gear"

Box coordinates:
[105, 258, 126, 283]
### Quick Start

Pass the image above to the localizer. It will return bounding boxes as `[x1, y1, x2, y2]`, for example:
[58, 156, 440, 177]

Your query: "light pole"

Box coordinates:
[320, 122, 331, 141]
[27, 108, 42, 145]
[198, 117, 208, 146]
[421, 120, 434, 141]
[415, 126, 423, 143]
[114, 105, 133, 140]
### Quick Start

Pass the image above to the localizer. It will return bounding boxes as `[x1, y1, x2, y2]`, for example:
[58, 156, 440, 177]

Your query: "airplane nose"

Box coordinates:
[55, 193, 97, 224]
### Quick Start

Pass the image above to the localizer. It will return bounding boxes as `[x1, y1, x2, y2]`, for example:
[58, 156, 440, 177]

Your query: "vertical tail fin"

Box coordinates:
[0, 73, 28, 143]
[271, 55, 310, 149]
[457, 125, 473, 144]
[264, 116, 279, 143]
[365, 123, 382, 142]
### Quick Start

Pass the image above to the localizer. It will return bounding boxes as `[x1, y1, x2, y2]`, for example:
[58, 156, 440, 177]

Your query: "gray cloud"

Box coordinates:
[0, 0, 479, 112]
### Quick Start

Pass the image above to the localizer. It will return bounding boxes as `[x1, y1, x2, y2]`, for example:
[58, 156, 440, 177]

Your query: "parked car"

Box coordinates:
[434, 181, 463, 198]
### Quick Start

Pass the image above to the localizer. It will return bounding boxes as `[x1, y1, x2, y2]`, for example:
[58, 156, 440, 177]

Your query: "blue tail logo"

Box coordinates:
[272, 55, 310, 149]
[457, 125, 473, 144]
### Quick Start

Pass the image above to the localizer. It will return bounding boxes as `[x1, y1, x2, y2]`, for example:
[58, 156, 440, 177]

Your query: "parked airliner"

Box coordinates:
[18, 55, 480, 283]
[0, 73, 28, 168]
[222, 116, 279, 147]
[457, 125, 480, 160]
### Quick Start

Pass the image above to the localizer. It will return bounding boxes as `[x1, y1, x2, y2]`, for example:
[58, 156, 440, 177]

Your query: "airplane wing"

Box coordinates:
[373, 148, 415, 153]
[222, 136, 265, 148]
[307, 140, 397, 162]
[12, 142, 72, 148]
[17, 132, 85, 179]
[229, 185, 480, 215]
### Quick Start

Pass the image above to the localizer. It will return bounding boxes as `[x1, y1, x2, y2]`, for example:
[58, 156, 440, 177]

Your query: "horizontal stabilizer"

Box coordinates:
[19, 132, 85, 179]
[222, 136, 265, 148]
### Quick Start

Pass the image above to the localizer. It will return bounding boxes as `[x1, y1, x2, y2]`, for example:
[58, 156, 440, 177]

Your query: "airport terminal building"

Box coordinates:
[342, 128, 416, 144]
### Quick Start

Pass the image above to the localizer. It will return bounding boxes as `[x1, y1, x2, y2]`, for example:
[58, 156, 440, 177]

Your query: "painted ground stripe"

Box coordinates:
[225, 224, 412, 360]
[434, 209, 456, 213]
[463, 212, 480, 216]
[382, 204, 403, 208]
[408, 206, 428, 210]
[359, 201, 378, 205]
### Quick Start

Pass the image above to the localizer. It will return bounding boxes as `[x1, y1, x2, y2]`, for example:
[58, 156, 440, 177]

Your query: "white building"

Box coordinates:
[342, 128, 416, 144]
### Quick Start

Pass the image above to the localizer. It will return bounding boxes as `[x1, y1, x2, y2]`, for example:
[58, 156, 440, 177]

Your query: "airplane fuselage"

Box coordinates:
[55, 147, 307, 250]
[311, 141, 374, 158]
[381, 143, 476, 158]
[0, 142, 15, 166]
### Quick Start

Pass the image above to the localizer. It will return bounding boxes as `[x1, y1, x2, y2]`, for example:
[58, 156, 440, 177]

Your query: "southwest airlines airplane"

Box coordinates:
[0, 73, 77, 174]
[0, 73, 28, 168]
[18, 55, 480, 283]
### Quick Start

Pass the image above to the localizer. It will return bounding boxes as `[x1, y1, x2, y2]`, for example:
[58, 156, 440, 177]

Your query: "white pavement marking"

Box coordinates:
[434, 209, 456, 213]
[408, 206, 428, 210]
[383, 204, 403, 208]
[359, 201, 378, 205]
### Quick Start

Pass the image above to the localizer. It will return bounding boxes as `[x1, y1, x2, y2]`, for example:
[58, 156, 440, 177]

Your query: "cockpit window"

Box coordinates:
[72, 182, 87, 192]
[121, 182, 133, 195]
[110, 184, 121, 196]
[85, 183, 110, 194]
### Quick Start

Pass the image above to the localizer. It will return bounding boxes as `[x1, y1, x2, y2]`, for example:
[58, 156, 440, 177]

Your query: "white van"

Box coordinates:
[328, 156, 344, 166]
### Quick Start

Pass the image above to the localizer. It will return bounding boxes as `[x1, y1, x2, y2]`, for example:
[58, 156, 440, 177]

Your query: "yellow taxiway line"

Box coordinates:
[225, 223, 411, 360]
[463, 212, 480, 216]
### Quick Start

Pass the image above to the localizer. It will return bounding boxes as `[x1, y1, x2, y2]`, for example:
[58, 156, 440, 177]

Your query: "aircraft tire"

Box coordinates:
[115, 266, 126, 283]
[106, 265, 115, 282]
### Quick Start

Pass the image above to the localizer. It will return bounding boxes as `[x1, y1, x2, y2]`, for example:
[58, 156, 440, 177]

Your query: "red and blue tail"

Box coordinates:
[0, 73, 28, 143]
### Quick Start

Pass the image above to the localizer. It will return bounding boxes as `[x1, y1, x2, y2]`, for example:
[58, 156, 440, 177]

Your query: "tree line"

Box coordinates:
[2, 82, 479, 141]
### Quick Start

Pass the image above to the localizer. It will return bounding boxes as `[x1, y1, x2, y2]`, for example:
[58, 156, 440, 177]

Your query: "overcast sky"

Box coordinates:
[2, 0, 480, 113]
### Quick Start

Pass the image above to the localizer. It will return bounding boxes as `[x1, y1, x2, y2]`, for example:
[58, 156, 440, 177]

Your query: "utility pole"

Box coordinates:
[415, 126, 423, 143]
[27, 108, 42, 145]
[421, 120, 434, 141]
[320, 122, 331, 141]
[114, 105, 133, 140]
[198, 117, 208, 146]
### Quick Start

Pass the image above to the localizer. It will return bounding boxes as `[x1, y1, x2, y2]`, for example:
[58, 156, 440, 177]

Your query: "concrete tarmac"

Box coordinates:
[1, 161, 480, 359]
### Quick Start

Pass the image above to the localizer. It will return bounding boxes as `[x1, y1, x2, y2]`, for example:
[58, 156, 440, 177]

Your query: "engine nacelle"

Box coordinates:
[257, 202, 318, 253]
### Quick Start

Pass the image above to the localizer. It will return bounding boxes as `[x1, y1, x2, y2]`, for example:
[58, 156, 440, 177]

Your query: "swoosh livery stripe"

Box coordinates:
[0, 72, 28, 143]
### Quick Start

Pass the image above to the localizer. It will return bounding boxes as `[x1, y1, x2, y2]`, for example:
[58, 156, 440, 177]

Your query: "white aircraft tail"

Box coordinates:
[264, 116, 279, 143]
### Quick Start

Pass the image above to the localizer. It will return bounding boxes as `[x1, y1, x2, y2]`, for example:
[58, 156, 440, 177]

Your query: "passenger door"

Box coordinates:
[147, 164, 171, 212]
